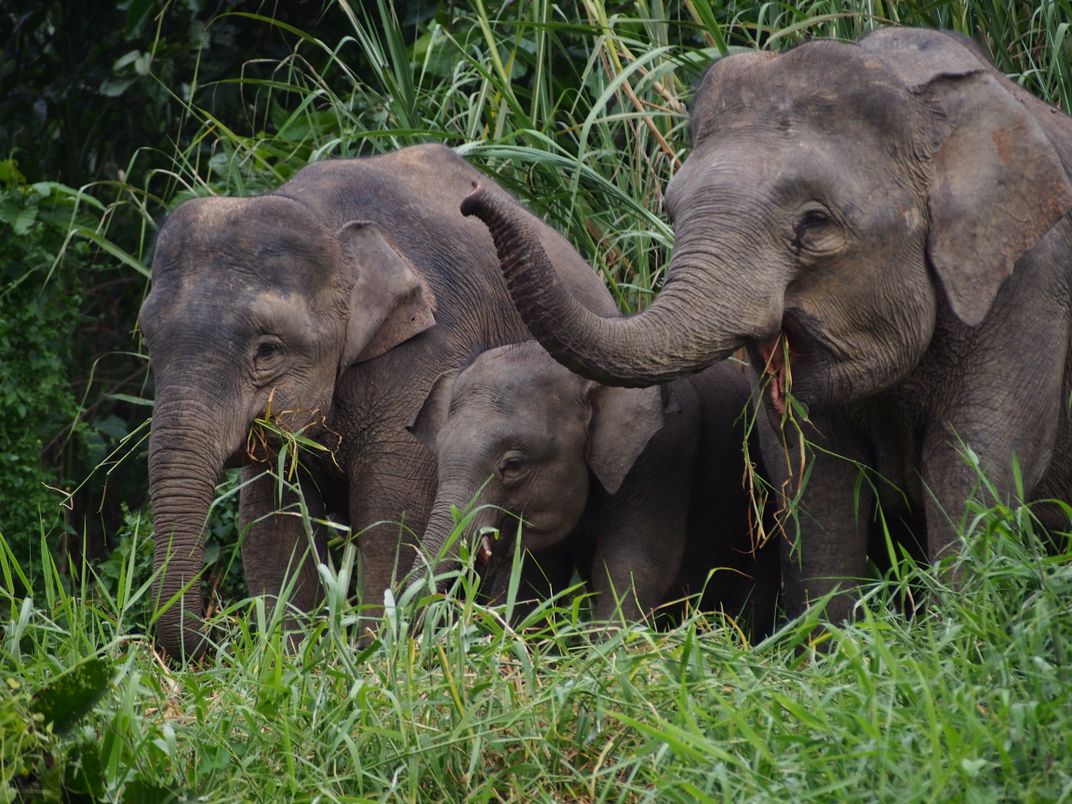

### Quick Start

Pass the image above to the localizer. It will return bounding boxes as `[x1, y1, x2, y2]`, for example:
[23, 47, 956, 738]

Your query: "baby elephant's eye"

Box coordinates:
[498, 455, 524, 479]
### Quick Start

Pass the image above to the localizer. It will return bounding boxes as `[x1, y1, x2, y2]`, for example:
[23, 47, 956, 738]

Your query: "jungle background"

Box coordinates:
[2, 1, 1071, 800]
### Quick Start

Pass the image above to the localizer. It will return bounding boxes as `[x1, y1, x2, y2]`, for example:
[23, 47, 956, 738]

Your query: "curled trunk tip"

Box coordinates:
[463, 179, 744, 387]
[460, 183, 493, 219]
[462, 184, 537, 263]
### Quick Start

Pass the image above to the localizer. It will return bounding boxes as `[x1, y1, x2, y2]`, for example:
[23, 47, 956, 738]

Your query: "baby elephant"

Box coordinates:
[408, 342, 778, 634]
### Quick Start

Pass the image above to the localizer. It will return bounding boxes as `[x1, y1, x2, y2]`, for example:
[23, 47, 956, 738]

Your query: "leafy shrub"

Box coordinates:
[0, 160, 90, 577]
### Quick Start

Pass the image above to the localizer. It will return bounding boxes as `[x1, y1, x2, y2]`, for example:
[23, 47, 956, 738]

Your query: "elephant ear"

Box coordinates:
[862, 28, 1072, 327]
[406, 370, 457, 452]
[585, 383, 664, 495]
[337, 220, 437, 370]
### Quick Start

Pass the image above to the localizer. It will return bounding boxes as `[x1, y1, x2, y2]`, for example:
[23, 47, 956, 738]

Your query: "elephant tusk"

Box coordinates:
[477, 534, 494, 566]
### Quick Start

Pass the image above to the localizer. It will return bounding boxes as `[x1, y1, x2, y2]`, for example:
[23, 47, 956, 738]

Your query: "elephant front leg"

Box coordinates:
[348, 439, 436, 640]
[588, 524, 685, 624]
[761, 413, 871, 625]
[919, 422, 1045, 580]
[239, 464, 327, 639]
[583, 478, 690, 625]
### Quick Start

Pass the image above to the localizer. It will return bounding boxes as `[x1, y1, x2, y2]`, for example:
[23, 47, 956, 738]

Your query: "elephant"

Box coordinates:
[458, 27, 1072, 624]
[139, 143, 619, 658]
[406, 341, 779, 635]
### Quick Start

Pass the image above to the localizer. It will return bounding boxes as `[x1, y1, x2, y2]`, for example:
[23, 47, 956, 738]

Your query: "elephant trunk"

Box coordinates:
[148, 398, 231, 659]
[462, 186, 751, 387]
[416, 481, 496, 588]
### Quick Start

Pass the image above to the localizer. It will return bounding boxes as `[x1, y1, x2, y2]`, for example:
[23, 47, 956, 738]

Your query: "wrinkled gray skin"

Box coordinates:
[408, 342, 778, 633]
[460, 28, 1072, 623]
[140, 144, 618, 659]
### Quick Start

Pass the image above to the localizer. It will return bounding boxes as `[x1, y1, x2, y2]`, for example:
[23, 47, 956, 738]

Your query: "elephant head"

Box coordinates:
[140, 194, 435, 658]
[407, 342, 662, 589]
[461, 28, 1072, 412]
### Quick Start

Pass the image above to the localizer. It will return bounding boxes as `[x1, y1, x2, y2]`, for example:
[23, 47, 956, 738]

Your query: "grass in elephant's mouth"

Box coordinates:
[246, 406, 343, 477]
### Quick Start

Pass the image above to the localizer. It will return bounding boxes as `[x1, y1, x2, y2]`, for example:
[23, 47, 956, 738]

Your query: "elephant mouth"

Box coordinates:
[757, 332, 793, 417]
[753, 308, 840, 415]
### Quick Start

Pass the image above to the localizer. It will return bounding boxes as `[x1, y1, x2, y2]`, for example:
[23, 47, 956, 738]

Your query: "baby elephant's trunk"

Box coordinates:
[412, 483, 499, 591]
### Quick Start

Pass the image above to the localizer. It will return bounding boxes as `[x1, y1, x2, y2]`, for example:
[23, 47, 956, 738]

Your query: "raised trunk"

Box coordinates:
[462, 187, 748, 387]
[148, 404, 228, 659]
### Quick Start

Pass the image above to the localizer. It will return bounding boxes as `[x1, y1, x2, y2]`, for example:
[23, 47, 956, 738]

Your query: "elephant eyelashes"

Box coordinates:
[498, 454, 524, 481]
[792, 207, 843, 257]
[251, 338, 287, 377]
[255, 341, 283, 359]
[796, 209, 830, 232]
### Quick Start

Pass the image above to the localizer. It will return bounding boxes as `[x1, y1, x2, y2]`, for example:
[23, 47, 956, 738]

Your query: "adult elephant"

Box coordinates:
[140, 144, 617, 658]
[461, 28, 1072, 623]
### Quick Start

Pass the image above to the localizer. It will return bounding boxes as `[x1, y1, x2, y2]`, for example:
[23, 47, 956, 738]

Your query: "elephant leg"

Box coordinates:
[920, 419, 1051, 574]
[589, 525, 685, 623]
[348, 437, 436, 635]
[584, 488, 690, 625]
[239, 464, 327, 635]
[761, 413, 871, 624]
[584, 405, 698, 625]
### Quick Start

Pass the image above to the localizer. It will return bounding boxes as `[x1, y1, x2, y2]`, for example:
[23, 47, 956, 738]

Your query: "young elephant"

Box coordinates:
[408, 342, 778, 633]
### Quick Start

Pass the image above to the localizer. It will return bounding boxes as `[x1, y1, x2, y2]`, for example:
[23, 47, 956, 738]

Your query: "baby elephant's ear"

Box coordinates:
[863, 28, 1072, 326]
[337, 221, 437, 370]
[586, 384, 664, 495]
[407, 370, 457, 452]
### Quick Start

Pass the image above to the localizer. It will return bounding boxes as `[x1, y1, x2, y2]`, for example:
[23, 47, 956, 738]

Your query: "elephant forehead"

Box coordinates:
[451, 378, 581, 419]
[459, 343, 580, 390]
[454, 359, 585, 415]
[140, 277, 328, 351]
[153, 195, 336, 285]
[692, 41, 916, 146]
[440, 404, 582, 462]
[246, 289, 317, 332]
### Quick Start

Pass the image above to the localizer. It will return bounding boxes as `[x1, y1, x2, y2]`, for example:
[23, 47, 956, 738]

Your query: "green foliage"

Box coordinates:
[0, 160, 90, 575]
[0, 536, 119, 800]
[30, 657, 114, 735]
[0, 679, 50, 802]
[1, 508, 1071, 799]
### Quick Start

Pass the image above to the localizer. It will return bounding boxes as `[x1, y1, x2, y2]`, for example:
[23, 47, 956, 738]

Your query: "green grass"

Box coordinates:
[6, 0, 1072, 800]
[3, 509, 1071, 800]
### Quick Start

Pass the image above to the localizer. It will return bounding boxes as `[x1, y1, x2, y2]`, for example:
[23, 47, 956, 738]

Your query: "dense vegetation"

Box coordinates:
[2, 1, 1070, 799]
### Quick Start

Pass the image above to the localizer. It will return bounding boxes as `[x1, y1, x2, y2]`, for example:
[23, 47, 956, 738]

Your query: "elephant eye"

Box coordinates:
[792, 206, 844, 258]
[795, 209, 831, 235]
[498, 454, 524, 480]
[253, 338, 286, 368]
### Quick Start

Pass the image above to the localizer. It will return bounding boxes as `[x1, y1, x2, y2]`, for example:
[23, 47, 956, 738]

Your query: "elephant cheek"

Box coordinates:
[250, 369, 338, 445]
